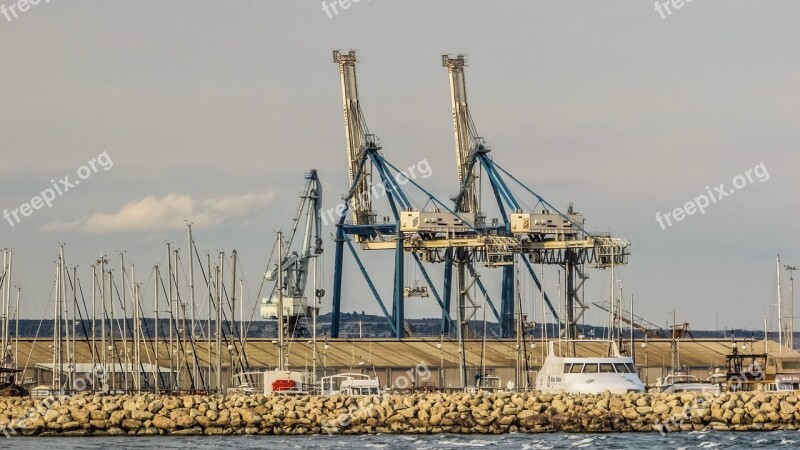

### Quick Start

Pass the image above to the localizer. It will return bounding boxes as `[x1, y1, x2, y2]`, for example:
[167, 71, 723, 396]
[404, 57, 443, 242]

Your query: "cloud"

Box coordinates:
[42, 192, 275, 233]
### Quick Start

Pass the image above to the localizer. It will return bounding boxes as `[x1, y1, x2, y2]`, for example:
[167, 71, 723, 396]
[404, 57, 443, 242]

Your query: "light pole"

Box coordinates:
[323, 338, 330, 377]
[786, 265, 798, 350]
[225, 344, 233, 389]
[436, 336, 443, 389]
[641, 340, 648, 386]
[529, 342, 537, 390]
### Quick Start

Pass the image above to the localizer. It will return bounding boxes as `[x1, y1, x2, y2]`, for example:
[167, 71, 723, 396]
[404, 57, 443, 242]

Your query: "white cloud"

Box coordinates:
[42, 192, 275, 233]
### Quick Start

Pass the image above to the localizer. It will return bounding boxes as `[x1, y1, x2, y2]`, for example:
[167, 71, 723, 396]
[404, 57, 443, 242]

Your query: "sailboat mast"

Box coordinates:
[187, 223, 198, 386]
[167, 243, 174, 392]
[277, 231, 286, 371]
[153, 265, 159, 394]
[58, 244, 65, 392]
[215, 253, 223, 391]
[71, 265, 78, 393]
[109, 263, 117, 392]
[131, 265, 140, 393]
[206, 253, 212, 392]
[778, 255, 783, 353]
[14, 287, 20, 370]
[100, 256, 107, 386]
[174, 248, 181, 390]
[52, 258, 59, 391]
[231, 250, 238, 377]
[91, 263, 97, 388]
[787, 265, 798, 351]
[239, 278, 245, 374]
[120, 252, 128, 392]
[1, 251, 10, 360]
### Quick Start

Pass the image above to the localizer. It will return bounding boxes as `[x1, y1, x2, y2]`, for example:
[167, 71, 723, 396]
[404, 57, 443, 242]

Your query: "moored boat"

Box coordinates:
[535, 339, 645, 394]
[321, 373, 383, 396]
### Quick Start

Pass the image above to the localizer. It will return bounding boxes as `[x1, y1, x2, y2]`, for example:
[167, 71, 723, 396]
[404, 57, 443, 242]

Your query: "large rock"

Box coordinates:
[121, 419, 143, 431]
[90, 410, 109, 420]
[152, 414, 176, 431]
[109, 410, 129, 427]
[175, 414, 196, 428]
[239, 409, 262, 426]
[148, 400, 164, 414]
[43, 409, 61, 423]
[132, 410, 154, 421]
[61, 421, 81, 432]
[551, 399, 567, 414]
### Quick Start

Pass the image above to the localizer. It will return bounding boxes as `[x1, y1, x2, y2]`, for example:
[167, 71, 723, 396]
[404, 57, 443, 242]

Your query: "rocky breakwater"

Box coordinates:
[1, 391, 799, 436]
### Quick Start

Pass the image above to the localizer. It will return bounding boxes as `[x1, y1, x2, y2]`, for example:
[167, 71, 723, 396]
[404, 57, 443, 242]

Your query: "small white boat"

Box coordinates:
[465, 374, 506, 393]
[321, 373, 384, 396]
[536, 339, 645, 394]
[651, 372, 720, 394]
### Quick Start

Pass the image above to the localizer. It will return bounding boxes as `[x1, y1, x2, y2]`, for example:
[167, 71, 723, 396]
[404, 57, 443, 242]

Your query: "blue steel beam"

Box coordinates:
[412, 253, 456, 331]
[442, 249, 454, 336]
[331, 218, 346, 337]
[345, 235, 398, 336]
[393, 233, 404, 338]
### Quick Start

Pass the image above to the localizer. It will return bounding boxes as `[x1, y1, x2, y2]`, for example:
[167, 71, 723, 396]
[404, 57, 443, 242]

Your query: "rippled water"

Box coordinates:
[3, 431, 800, 449]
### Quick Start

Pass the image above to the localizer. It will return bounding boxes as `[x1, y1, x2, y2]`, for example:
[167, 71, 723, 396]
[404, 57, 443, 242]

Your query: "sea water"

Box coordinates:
[3, 431, 799, 449]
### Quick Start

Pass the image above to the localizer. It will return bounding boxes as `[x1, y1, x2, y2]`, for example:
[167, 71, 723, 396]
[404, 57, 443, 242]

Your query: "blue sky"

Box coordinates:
[1, 0, 798, 332]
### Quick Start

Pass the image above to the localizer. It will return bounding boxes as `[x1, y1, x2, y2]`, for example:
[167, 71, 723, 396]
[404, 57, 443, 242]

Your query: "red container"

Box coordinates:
[272, 379, 297, 392]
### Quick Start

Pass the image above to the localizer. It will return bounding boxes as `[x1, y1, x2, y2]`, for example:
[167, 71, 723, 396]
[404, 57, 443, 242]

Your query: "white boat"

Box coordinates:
[465, 374, 507, 393]
[535, 339, 645, 394]
[321, 373, 384, 396]
[651, 371, 720, 394]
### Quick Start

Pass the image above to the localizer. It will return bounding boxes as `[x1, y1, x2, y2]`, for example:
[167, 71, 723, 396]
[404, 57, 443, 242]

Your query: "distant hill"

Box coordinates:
[8, 313, 783, 344]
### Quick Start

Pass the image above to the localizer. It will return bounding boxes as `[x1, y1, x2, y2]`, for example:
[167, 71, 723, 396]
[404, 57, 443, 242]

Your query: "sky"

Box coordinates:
[0, 0, 798, 333]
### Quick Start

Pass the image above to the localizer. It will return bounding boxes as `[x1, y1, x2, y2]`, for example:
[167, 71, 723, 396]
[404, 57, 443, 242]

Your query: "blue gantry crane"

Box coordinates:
[441, 54, 630, 339]
[328, 50, 630, 341]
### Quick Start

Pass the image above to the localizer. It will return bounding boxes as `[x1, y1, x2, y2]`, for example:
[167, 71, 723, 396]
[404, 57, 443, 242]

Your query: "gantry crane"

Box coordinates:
[330, 51, 490, 339]
[331, 51, 518, 339]
[328, 50, 630, 340]
[442, 54, 516, 338]
[261, 170, 323, 337]
[331, 50, 408, 338]
[441, 54, 630, 339]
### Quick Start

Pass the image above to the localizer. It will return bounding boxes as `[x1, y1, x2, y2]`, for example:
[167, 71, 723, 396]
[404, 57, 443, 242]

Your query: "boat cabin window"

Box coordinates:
[614, 363, 630, 373]
[564, 363, 571, 373]
[583, 364, 598, 373]
[780, 361, 800, 371]
[569, 364, 583, 373]
[599, 363, 615, 373]
[626, 363, 635, 373]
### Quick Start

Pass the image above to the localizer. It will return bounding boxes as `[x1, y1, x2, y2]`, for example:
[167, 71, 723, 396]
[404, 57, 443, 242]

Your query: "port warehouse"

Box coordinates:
[14, 337, 774, 391]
